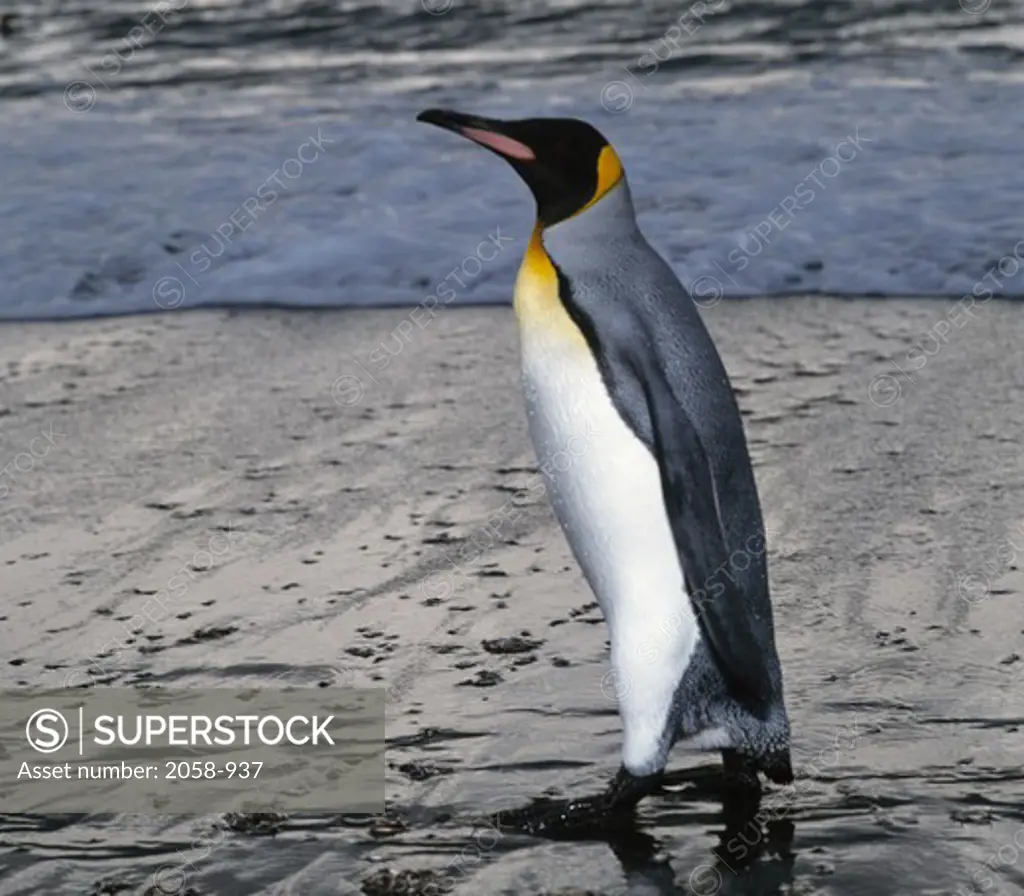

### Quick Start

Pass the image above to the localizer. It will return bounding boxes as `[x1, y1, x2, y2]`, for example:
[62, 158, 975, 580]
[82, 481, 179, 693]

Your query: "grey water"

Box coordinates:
[2, 0, 1024, 317]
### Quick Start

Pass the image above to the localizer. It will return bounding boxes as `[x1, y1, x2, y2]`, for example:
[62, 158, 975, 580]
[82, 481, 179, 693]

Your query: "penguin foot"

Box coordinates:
[763, 749, 794, 786]
[721, 749, 762, 799]
[491, 766, 662, 838]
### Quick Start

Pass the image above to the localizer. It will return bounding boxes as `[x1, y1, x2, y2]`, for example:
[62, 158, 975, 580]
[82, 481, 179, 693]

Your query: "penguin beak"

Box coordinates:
[416, 108, 536, 162]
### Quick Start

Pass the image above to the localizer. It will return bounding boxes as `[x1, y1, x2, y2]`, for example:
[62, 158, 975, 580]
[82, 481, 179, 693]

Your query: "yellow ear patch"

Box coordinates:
[578, 144, 624, 216]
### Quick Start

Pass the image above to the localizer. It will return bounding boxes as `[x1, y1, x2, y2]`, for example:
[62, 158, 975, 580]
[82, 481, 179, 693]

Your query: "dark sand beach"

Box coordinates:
[1, 299, 1022, 895]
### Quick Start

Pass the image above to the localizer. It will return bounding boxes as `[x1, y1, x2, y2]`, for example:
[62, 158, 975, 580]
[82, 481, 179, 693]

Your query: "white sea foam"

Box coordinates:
[2, 63, 1023, 320]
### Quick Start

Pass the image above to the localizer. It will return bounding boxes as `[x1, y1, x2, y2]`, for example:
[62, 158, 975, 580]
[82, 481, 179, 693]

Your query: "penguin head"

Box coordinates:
[416, 108, 624, 228]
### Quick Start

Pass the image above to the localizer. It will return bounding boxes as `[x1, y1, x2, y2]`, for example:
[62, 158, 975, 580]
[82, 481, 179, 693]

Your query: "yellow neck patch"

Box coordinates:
[513, 226, 586, 347]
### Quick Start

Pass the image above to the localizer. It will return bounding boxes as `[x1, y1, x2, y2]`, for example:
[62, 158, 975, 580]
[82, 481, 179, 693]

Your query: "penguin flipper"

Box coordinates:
[632, 351, 771, 708]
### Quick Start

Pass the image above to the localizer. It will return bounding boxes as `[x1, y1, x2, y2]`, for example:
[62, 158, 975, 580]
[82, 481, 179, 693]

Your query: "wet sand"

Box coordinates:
[0, 300, 1022, 896]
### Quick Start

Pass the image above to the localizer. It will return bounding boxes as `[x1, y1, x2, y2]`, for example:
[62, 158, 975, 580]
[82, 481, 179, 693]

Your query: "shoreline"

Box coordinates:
[0, 290, 1016, 325]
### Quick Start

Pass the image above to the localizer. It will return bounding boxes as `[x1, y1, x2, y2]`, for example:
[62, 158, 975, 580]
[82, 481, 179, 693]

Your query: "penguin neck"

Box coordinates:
[540, 178, 639, 259]
[514, 179, 639, 343]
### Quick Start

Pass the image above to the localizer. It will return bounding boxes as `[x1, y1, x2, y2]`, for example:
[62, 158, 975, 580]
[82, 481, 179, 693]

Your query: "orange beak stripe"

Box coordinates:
[460, 127, 536, 161]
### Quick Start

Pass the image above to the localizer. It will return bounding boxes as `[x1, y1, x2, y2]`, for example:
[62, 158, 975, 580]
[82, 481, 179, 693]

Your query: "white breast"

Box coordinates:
[519, 327, 701, 775]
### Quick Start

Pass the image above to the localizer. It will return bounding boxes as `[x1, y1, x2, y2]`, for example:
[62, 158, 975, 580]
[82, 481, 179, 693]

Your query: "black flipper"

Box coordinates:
[631, 349, 772, 709]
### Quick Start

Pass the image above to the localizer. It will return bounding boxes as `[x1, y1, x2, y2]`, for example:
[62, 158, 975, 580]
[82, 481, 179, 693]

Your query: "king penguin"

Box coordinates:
[416, 108, 793, 827]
